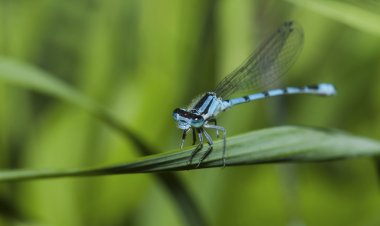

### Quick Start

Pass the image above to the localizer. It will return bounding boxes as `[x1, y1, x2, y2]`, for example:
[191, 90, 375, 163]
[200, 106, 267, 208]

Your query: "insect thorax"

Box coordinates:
[188, 92, 224, 120]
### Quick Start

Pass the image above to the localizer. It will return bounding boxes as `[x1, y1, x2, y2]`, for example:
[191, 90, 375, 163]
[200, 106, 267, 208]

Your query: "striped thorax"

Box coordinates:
[172, 92, 224, 129]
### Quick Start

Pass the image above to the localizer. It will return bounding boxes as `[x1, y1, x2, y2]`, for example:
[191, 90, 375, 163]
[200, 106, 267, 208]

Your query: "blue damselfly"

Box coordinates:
[172, 21, 336, 167]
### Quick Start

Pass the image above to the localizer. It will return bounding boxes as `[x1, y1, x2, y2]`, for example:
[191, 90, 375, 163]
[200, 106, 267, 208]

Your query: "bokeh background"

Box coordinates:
[1, 0, 380, 225]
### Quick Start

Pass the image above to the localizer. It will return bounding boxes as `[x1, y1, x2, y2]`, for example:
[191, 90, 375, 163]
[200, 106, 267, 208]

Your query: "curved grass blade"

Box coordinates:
[1, 126, 379, 182]
[287, 0, 380, 36]
[0, 57, 205, 226]
[0, 57, 151, 154]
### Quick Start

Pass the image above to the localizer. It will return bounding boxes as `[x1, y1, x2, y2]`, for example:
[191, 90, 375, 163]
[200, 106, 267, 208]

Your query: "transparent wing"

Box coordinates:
[214, 21, 304, 99]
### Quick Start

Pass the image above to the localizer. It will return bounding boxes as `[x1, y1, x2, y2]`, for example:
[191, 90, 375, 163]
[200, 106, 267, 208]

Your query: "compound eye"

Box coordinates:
[173, 108, 180, 114]
[172, 108, 180, 119]
[191, 115, 204, 127]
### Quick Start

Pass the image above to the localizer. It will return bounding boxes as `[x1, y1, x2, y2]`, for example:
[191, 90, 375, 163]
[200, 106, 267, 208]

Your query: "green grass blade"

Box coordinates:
[0, 57, 205, 226]
[287, 0, 380, 36]
[0, 57, 159, 155]
[1, 126, 379, 182]
[0, 57, 99, 112]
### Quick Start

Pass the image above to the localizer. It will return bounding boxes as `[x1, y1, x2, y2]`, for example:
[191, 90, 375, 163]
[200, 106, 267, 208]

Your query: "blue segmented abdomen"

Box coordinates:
[224, 83, 336, 108]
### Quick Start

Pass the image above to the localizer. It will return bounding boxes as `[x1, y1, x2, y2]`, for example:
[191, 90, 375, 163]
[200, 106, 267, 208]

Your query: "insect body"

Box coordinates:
[172, 21, 336, 167]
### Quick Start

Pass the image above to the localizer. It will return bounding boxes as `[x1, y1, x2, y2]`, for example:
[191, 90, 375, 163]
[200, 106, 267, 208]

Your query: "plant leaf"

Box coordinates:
[0, 57, 100, 111]
[1, 126, 379, 182]
[0, 57, 160, 154]
[0, 57, 205, 226]
[287, 0, 380, 36]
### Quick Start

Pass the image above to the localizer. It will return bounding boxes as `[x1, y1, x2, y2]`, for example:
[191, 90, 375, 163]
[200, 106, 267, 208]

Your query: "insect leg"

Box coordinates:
[180, 128, 190, 149]
[196, 128, 214, 167]
[208, 119, 219, 139]
[204, 124, 227, 167]
[189, 128, 203, 165]
[192, 128, 197, 145]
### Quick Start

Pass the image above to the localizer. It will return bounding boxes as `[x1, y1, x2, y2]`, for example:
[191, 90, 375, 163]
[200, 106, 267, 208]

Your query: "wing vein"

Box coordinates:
[214, 21, 304, 99]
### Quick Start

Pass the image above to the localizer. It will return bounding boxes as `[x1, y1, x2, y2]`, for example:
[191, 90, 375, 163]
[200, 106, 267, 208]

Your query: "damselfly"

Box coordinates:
[172, 21, 336, 167]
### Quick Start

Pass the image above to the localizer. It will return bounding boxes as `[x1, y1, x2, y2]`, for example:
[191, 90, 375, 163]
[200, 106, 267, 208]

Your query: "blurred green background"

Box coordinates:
[0, 0, 380, 225]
